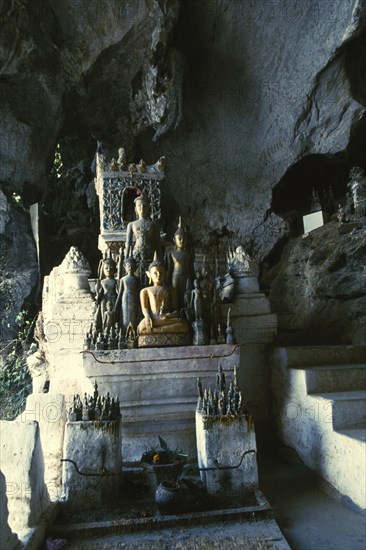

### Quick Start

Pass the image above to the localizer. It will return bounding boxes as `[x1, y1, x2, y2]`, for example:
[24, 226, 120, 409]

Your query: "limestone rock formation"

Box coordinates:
[0, 198, 38, 339]
[0, 0, 181, 330]
[155, 0, 366, 257]
[0, 0, 366, 339]
[0, 470, 20, 550]
[265, 221, 366, 345]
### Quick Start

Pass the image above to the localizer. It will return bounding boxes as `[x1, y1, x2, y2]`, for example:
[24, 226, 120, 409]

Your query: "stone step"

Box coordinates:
[272, 345, 366, 509]
[313, 391, 366, 429]
[335, 424, 366, 444]
[283, 345, 366, 368]
[48, 497, 274, 542]
[306, 364, 366, 393]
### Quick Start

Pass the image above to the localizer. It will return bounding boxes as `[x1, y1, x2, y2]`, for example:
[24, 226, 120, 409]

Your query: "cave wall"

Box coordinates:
[265, 222, 366, 345]
[1, 0, 366, 340]
[0, 0, 182, 334]
[142, 0, 366, 258]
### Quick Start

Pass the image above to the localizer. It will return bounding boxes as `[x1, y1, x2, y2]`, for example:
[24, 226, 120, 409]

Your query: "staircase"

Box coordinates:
[271, 345, 366, 510]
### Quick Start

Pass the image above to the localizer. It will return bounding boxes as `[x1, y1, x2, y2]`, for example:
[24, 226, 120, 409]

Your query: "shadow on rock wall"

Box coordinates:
[1, 0, 366, 341]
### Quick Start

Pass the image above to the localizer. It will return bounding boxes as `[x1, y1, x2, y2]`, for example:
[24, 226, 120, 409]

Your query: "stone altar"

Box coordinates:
[14, 152, 276, 529]
[82, 344, 240, 461]
[62, 419, 122, 512]
[219, 247, 277, 444]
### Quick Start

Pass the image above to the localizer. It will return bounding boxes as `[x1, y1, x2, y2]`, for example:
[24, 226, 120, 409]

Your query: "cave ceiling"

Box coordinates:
[0, 0, 366, 341]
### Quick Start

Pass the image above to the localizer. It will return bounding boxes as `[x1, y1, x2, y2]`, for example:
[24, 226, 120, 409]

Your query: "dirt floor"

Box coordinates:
[258, 447, 366, 550]
[47, 446, 366, 550]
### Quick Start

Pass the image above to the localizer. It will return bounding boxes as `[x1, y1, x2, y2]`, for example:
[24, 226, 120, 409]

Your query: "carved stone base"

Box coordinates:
[83, 345, 240, 461]
[138, 333, 191, 348]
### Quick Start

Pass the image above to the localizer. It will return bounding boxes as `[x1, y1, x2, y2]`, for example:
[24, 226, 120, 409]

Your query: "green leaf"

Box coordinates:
[158, 436, 169, 452]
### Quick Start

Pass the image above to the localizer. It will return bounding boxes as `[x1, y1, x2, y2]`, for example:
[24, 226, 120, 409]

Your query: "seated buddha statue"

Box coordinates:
[137, 257, 190, 347]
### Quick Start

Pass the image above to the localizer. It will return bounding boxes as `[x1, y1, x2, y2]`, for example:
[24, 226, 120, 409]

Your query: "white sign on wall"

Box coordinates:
[303, 211, 324, 234]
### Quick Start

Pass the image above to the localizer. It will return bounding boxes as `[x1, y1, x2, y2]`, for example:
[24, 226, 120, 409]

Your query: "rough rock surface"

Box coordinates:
[0, 0, 183, 329]
[0, 0, 181, 197]
[148, 0, 366, 257]
[0, 470, 20, 550]
[1, 0, 366, 339]
[0, 420, 46, 534]
[265, 220, 366, 344]
[22, 393, 67, 502]
[0, 197, 38, 338]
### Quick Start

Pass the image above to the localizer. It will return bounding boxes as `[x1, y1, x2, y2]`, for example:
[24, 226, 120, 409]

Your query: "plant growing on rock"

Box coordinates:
[140, 436, 187, 465]
[0, 308, 35, 419]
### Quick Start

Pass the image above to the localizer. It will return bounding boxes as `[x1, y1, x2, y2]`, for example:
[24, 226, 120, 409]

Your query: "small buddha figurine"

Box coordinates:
[96, 331, 105, 350]
[125, 322, 137, 349]
[93, 380, 99, 404]
[180, 279, 194, 323]
[191, 278, 203, 320]
[137, 256, 190, 339]
[216, 365, 226, 392]
[117, 147, 127, 170]
[217, 324, 226, 344]
[88, 396, 94, 420]
[129, 163, 137, 175]
[82, 394, 89, 421]
[74, 394, 82, 421]
[114, 257, 141, 331]
[137, 159, 146, 173]
[109, 325, 118, 350]
[95, 256, 118, 330]
[125, 194, 162, 283]
[103, 300, 115, 334]
[166, 218, 193, 310]
[225, 308, 236, 344]
[118, 328, 125, 349]
[218, 391, 226, 416]
[200, 262, 214, 342]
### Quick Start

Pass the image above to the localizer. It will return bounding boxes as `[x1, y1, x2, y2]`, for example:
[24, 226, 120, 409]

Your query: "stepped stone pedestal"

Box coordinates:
[42, 247, 95, 398]
[62, 420, 122, 512]
[196, 411, 258, 501]
[0, 421, 47, 539]
[0, 471, 20, 550]
[221, 282, 277, 445]
[271, 345, 366, 510]
[83, 345, 240, 461]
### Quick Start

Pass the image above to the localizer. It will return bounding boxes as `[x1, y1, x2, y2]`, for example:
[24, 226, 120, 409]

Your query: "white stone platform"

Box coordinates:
[271, 345, 366, 510]
[82, 344, 240, 461]
[196, 411, 258, 500]
[221, 292, 277, 445]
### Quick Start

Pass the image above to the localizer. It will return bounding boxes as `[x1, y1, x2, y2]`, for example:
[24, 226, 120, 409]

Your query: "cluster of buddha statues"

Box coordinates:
[85, 192, 239, 349]
[68, 381, 121, 422]
[103, 147, 165, 176]
[196, 365, 247, 417]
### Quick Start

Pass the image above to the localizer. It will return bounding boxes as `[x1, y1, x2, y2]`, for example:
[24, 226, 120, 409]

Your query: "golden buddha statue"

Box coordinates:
[137, 257, 190, 347]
